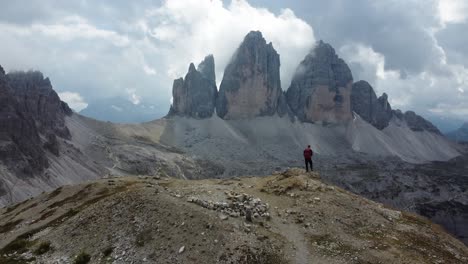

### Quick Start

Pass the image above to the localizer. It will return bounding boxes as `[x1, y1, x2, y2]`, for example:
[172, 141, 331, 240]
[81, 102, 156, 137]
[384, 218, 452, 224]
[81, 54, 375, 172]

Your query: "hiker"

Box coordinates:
[303, 145, 313, 172]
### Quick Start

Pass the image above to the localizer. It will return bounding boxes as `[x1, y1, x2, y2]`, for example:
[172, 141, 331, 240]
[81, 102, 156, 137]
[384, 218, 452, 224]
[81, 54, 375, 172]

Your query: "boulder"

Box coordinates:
[216, 31, 286, 119]
[169, 55, 218, 118]
[286, 40, 353, 123]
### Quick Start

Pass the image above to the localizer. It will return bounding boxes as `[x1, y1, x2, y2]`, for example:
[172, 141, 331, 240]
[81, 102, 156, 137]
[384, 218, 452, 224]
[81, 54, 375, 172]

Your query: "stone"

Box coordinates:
[286, 40, 353, 123]
[169, 55, 218, 118]
[219, 213, 228, 220]
[216, 31, 287, 119]
[351, 80, 393, 129]
[178, 246, 185, 254]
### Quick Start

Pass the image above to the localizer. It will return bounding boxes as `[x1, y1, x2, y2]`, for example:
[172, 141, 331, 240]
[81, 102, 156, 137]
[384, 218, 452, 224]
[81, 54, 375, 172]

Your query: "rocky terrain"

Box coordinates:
[1, 169, 467, 264]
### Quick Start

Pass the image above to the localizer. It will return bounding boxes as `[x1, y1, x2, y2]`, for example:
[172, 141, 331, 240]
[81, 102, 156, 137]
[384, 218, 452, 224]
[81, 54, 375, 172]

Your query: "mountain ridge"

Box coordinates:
[1, 169, 467, 263]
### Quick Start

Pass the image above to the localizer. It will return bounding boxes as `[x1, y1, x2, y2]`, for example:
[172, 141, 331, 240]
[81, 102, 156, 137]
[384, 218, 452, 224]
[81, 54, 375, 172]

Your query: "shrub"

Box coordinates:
[73, 251, 91, 264]
[34, 241, 52, 255]
[102, 246, 113, 257]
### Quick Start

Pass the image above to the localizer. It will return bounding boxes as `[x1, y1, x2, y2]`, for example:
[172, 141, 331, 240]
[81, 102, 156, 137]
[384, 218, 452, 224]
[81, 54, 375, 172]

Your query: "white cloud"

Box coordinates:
[438, 0, 468, 24]
[58, 91, 88, 111]
[111, 105, 123, 112]
[126, 88, 141, 105]
[339, 42, 468, 118]
[143, 63, 157, 75]
[143, 0, 315, 89]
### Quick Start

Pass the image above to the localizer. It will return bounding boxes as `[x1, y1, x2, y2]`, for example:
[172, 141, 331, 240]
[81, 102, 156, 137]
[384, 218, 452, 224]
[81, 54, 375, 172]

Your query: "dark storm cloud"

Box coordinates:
[250, 0, 442, 75]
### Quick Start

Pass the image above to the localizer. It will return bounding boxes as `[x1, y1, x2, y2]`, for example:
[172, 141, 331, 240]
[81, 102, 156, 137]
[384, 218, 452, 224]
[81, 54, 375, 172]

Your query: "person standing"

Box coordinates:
[303, 145, 313, 172]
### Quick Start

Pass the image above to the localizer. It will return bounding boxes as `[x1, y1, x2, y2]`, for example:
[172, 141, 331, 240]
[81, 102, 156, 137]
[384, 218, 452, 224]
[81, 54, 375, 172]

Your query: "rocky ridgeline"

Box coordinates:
[187, 190, 271, 220]
[168, 55, 218, 118]
[0, 65, 72, 176]
[168, 31, 439, 133]
[351, 80, 441, 132]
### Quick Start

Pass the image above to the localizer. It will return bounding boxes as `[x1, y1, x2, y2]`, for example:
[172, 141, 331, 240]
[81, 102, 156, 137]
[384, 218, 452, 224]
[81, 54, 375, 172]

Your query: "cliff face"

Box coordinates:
[170, 55, 218, 119]
[286, 40, 353, 123]
[0, 67, 72, 176]
[351, 80, 393, 129]
[216, 31, 286, 119]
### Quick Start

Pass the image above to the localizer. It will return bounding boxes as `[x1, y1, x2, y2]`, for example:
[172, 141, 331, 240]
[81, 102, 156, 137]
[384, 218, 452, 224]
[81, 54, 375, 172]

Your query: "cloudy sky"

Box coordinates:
[0, 0, 467, 121]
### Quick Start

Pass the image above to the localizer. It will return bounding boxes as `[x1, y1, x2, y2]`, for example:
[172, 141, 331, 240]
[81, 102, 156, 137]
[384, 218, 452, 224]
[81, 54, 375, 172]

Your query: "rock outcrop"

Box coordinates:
[169, 55, 217, 118]
[216, 31, 285, 119]
[351, 80, 393, 129]
[7, 71, 72, 138]
[0, 67, 72, 176]
[286, 40, 353, 123]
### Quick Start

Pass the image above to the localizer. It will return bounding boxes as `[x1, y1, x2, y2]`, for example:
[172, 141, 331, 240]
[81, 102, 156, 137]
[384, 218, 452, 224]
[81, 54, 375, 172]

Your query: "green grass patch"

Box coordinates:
[37, 209, 56, 222]
[102, 246, 113, 257]
[4, 199, 29, 214]
[47, 188, 89, 209]
[46, 187, 62, 201]
[33, 241, 52, 255]
[0, 219, 23, 233]
[0, 238, 35, 255]
[73, 251, 91, 264]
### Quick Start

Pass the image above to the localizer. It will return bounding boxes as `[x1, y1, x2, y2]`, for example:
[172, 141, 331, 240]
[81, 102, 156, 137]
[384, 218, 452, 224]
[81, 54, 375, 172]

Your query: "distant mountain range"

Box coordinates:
[79, 97, 167, 123]
[421, 113, 466, 134]
[446, 122, 468, 143]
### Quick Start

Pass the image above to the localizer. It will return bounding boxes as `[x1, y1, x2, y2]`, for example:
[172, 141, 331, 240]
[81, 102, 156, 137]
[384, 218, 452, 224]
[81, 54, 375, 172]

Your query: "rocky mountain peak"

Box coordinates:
[286, 40, 353, 123]
[0, 66, 73, 177]
[216, 30, 286, 119]
[197, 54, 215, 83]
[7, 71, 72, 137]
[188, 62, 196, 73]
[169, 56, 218, 119]
[351, 80, 393, 129]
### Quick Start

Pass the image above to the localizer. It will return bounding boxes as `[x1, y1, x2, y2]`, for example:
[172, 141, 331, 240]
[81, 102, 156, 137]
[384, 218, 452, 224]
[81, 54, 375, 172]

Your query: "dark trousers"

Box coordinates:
[305, 158, 313, 172]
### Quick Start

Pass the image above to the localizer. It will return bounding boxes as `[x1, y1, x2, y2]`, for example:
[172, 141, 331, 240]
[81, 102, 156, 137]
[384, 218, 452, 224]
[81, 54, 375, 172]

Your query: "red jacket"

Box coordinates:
[303, 148, 313, 159]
